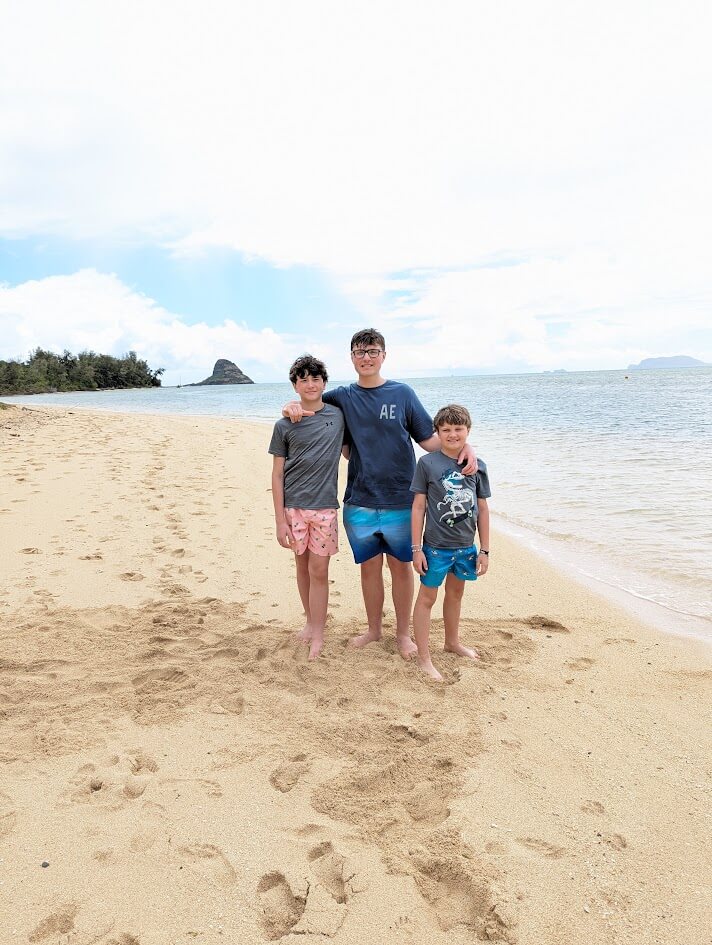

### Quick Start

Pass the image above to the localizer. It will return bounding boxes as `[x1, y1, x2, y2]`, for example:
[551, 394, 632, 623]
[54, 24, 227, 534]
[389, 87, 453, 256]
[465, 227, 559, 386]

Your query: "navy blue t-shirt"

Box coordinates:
[323, 380, 434, 508]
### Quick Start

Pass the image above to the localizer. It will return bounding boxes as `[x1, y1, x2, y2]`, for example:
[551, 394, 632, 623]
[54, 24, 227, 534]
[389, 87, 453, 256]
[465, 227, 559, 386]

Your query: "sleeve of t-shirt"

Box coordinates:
[410, 456, 429, 494]
[476, 459, 492, 499]
[404, 386, 435, 443]
[322, 386, 346, 408]
[268, 421, 288, 457]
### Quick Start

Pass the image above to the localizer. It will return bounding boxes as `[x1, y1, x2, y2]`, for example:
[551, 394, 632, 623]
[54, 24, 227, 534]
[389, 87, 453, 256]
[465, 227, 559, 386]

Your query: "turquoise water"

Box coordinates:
[4, 367, 711, 639]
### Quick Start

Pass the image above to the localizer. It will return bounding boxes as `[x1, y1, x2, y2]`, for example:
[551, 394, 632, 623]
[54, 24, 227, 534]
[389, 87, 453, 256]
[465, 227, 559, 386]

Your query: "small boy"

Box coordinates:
[269, 355, 345, 659]
[410, 404, 491, 681]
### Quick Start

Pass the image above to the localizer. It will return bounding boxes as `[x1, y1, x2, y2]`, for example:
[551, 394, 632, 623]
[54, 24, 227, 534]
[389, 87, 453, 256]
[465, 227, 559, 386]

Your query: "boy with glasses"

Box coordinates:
[282, 329, 476, 658]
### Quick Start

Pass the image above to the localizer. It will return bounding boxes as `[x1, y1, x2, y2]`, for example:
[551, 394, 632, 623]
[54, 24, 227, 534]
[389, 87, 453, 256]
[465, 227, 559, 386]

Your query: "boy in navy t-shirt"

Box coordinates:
[282, 329, 477, 658]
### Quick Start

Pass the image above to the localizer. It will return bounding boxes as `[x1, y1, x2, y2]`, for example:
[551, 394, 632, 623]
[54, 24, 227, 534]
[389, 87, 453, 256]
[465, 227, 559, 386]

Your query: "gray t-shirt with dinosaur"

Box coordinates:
[411, 452, 491, 549]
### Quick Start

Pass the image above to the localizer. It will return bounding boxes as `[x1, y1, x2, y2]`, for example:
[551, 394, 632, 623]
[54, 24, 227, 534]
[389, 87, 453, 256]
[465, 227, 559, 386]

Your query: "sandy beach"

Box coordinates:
[1, 404, 710, 945]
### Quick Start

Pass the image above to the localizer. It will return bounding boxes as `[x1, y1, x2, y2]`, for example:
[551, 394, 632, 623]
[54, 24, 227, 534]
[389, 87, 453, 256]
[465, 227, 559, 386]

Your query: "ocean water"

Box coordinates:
[4, 367, 711, 640]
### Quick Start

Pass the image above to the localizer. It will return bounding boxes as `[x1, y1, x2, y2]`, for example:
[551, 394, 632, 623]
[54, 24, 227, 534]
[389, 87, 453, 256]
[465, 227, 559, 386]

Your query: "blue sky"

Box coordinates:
[0, 236, 353, 335]
[1, 2, 711, 385]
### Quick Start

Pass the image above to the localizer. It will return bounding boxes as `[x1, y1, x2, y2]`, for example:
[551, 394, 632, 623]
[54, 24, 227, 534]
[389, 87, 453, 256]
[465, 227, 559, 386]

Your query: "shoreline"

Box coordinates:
[493, 516, 712, 646]
[1, 404, 710, 944]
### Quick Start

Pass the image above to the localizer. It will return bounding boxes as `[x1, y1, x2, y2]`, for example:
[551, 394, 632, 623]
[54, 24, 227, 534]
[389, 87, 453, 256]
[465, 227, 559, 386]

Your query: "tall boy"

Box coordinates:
[410, 404, 490, 681]
[283, 329, 476, 658]
[269, 355, 345, 659]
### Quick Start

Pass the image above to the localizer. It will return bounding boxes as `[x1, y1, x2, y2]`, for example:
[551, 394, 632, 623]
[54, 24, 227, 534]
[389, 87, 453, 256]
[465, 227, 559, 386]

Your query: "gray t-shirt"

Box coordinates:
[411, 452, 491, 549]
[268, 403, 345, 509]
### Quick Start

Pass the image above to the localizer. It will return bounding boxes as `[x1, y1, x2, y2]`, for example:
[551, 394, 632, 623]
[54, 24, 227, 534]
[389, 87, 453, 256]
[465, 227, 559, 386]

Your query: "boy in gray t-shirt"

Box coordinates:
[410, 404, 491, 681]
[269, 355, 345, 660]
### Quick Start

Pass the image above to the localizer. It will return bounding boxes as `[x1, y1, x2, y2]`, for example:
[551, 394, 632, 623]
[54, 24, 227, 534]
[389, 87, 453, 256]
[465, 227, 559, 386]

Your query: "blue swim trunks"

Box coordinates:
[420, 544, 479, 588]
[343, 504, 412, 564]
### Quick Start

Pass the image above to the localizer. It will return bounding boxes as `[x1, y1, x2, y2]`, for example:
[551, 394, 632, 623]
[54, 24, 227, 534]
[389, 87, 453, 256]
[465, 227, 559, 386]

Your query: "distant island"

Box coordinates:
[627, 356, 709, 370]
[188, 359, 253, 386]
[0, 348, 163, 396]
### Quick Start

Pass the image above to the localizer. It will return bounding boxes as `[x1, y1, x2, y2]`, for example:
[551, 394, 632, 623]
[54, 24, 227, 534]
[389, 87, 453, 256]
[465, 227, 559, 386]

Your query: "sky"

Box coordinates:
[1, 0, 711, 385]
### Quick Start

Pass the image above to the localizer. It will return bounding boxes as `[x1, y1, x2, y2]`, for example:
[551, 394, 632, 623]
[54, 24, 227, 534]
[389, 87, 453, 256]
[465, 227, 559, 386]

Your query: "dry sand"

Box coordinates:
[1, 404, 710, 945]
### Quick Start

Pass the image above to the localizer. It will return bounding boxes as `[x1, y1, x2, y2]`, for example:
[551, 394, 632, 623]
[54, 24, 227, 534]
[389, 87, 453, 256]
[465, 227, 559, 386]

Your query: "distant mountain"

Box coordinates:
[627, 356, 709, 370]
[189, 359, 254, 386]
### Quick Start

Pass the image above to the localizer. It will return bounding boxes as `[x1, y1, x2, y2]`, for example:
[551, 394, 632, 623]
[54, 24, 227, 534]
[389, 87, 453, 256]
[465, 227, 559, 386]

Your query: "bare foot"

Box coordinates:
[444, 642, 479, 660]
[350, 630, 382, 648]
[308, 635, 324, 660]
[295, 625, 312, 644]
[416, 655, 443, 682]
[397, 635, 418, 660]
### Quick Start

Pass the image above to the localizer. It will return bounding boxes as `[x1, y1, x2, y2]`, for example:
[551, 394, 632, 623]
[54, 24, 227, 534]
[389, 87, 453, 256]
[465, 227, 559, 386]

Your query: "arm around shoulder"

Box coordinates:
[418, 433, 441, 453]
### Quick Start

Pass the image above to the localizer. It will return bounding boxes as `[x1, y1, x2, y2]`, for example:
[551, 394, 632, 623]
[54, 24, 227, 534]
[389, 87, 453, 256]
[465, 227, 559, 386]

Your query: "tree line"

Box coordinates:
[0, 348, 164, 395]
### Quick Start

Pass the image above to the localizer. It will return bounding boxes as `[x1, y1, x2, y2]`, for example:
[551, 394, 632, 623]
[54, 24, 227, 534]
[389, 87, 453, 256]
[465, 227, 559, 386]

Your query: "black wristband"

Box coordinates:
[479, 549, 489, 555]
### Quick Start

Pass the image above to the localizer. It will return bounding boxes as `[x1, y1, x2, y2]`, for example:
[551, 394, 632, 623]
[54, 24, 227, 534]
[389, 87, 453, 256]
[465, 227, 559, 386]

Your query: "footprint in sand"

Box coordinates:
[61, 751, 159, 809]
[0, 790, 18, 838]
[269, 755, 310, 793]
[307, 841, 349, 903]
[413, 848, 514, 939]
[177, 843, 237, 887]
[129, 827, 160, 853]
[581, 800, 605, 814]
[119, 572, 145, 582]
[79, 553, 103, 560]
[600, 832, 628, 850]
[515, 836, 565, 858]
[29, 905, 78, 942]
[29, 904, 118, 945]
[566, 656, 596, 671]
[207, 692, 245, 715]
[257, 872, 306, 940]
[526, 615, 570, 633]
[20, 547, 42, 554]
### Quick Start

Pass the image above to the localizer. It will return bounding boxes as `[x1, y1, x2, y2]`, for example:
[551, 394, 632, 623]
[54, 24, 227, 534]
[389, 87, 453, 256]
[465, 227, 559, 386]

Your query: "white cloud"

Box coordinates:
[0, 270, 295, 384]
[1, 1, 711, 369]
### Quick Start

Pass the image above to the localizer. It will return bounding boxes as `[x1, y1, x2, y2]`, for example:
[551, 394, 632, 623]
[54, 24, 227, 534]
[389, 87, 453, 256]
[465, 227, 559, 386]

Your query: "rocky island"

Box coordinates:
[627, 356, 709, 370]
[189, 359, 253, 385]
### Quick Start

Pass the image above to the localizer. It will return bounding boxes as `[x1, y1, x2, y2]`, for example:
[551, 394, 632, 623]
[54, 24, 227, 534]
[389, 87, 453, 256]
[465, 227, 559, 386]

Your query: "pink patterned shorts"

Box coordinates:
[285, 508, 339, 557]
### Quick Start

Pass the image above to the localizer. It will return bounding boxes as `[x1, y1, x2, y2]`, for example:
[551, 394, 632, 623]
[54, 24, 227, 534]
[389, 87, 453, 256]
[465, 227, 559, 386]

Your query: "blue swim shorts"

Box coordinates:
[342, 504, 412, 564]
[420, 544, 478, 588]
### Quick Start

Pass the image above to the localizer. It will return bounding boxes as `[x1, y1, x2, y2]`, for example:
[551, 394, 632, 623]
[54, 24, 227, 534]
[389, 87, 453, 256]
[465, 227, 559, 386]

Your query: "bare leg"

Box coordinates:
[386, 555, 417, 658]
[412, 584, 442, 681]
[443, 573, 478, 659]
[306, 552, 330, 659]
[294, 550, 312, 642]
[350, 554, 384, 647]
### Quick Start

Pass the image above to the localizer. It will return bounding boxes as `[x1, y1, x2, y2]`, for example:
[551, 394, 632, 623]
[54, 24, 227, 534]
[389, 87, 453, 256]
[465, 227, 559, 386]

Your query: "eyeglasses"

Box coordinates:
[351, 348, 383, 359]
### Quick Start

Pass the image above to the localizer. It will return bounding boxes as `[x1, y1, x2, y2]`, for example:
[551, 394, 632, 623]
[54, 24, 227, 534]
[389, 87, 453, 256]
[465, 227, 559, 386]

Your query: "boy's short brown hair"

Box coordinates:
[433, 404, 472, 429]
[350, 328, 385, 351]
